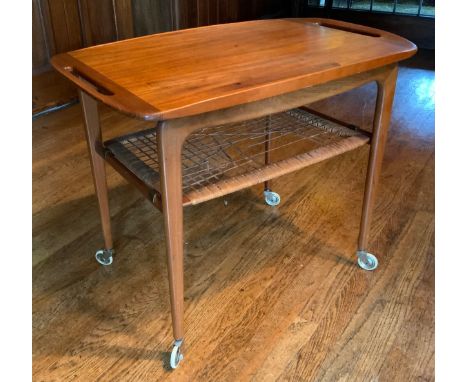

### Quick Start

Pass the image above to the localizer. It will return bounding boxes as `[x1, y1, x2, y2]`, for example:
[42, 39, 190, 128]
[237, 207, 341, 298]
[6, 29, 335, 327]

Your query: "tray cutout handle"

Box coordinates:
[315, 22, 380, 38]
[63, 66, 114, 96]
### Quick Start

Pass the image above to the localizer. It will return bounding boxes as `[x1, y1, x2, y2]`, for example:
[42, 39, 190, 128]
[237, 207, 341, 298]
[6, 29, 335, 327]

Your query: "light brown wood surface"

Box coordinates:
[33, 66, 434, 381]
[51, 18, 416, 120]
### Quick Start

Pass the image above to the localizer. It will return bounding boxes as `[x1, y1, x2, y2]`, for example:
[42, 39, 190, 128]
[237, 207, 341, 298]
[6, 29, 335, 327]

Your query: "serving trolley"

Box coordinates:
[51, 18, 416, 369]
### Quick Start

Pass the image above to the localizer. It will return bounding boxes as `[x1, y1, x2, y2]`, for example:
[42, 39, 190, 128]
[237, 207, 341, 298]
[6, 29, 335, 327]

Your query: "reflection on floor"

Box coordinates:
[33, 66, 434, 381]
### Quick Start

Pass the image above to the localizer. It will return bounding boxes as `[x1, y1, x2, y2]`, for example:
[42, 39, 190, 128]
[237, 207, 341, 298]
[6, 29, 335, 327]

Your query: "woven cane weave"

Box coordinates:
[104, 108, 365, 195]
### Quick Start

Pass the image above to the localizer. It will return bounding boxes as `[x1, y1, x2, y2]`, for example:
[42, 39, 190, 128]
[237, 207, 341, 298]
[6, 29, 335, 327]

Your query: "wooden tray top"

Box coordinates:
[51, 18, 416, 121]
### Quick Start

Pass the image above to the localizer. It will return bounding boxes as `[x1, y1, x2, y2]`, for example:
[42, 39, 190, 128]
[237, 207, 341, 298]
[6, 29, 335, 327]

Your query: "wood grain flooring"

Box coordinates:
[32, 66, 434, 381]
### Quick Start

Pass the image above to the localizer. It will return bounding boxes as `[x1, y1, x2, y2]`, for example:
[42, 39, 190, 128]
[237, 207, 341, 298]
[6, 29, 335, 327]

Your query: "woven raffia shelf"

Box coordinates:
[104, 108, 370, 206]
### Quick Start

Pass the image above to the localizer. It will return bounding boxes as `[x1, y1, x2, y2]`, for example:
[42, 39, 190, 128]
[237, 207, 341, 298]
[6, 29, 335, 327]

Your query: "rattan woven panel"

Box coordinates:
[104, 108, 367, 197]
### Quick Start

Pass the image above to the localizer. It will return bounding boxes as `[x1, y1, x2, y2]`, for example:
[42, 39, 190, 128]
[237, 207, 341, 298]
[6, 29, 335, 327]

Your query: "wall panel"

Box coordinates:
[114, 0, 134, 39]
[32, 0, 50, 70]
[78, 0, 116, 46]
[47, 0, 83, 53]
[132, 0, 175, 36]
[33, 0, 289, 73]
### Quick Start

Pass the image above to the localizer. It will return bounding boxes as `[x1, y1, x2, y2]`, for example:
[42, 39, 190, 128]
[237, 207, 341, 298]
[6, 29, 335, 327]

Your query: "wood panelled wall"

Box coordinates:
[33, 0, 290, 74]
[33, 0, 135, 74]
[178, 0, 288, 28]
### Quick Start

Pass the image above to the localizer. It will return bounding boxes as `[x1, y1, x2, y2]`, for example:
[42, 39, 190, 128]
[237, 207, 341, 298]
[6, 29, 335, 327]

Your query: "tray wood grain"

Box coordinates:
[51, 18, 416, 121]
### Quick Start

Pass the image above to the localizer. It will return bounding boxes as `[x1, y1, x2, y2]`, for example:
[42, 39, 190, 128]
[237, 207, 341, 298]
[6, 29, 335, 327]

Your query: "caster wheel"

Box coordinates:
[264, 190, 281, 206]
[95, 249, 114, 266]
[357, 251, 378, 271]
[170, 340, 184, 369]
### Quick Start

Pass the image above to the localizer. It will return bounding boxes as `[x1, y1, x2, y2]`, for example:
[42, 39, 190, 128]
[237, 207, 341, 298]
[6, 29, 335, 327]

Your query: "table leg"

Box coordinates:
[263, 115, 281, 206]
[357, 65, 398, 271]
[157, 122, 186, 368]
[79, 91, 114, 265]
[264, 115, 272, 192]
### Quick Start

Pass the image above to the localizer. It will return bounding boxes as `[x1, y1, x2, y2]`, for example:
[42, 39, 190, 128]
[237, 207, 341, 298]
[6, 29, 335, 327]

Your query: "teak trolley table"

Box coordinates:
[52, 18, 416, 369]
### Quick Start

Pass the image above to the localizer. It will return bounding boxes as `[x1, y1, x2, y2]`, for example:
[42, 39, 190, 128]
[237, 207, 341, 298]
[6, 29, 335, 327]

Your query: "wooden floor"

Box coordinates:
[33, 66, 434, 381]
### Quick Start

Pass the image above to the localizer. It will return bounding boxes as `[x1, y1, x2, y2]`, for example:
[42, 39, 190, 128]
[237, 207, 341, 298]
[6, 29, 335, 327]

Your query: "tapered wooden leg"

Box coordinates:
[357, 65, 398, 270]
[79, 91, 114, 264]
[263, 115, 281, 206]
[264, 115, 272, 192]
[157, 122, 186, 365]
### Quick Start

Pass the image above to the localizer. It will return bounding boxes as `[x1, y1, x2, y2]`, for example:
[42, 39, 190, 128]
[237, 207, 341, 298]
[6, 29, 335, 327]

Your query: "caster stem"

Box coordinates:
[170, 339, 184, 369]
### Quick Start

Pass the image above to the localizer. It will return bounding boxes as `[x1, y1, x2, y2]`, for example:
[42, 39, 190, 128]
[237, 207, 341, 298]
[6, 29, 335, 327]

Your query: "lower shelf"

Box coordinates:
[103, 108, 370, 207]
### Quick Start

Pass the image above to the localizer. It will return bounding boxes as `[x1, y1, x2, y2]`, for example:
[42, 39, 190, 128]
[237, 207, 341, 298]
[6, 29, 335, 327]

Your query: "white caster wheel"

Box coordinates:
[170, 340, 184, 369]
[264, 190, 281, 206]
[95, 249, 114, 266]
[357, 251, 378, 271]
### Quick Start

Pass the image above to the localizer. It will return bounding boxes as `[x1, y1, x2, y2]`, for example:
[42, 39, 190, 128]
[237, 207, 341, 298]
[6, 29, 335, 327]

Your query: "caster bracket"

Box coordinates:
[264, 190, 281, 206]
[95, 248, 114, 266]
[170, 339, 184, 369]
[357, 250, 378, 271]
